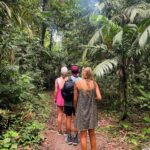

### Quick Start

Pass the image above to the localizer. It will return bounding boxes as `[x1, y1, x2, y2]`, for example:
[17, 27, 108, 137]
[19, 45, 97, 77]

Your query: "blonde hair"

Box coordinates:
[82, 67, 93, 80]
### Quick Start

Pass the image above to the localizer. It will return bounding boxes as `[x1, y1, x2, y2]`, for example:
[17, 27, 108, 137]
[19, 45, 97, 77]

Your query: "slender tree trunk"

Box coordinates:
[41, 0, 47, 46]
[46, 31, 54, 89]
[120, 55, 128, 120]
[146, 55, 149, 91]
[49, 31, 53, 51]
[134, 57, 140, 84]
[41, 23, 46, 46]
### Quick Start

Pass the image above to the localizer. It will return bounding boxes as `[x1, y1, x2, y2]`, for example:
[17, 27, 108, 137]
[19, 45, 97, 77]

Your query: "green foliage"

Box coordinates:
[143, 116, 150, 123]
[0, 62, 37, 106]
[139, 26, 150, 48]
[19, 120, 44, 147]
[138, 90, 150, 109]
[0, 120, 44, 149]
[119, 121, 132, 130]
[132, 85, 150, 109]
[0, 92, 49, 149]
[94, 58, 118, 78]
[0, 130, 18, 149]
[0, 1, 12, 18]
[0, 1, 51, 149]
[1, 0, 150, 149]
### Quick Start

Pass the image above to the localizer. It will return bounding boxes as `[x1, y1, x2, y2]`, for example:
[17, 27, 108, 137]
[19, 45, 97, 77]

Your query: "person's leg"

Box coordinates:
[72, 127, 78, 146]
[57, 106, 63, 133]
[88, 129, 96, 150]
[72, 107, 78, 134]
[63, 106, 67, 134]
[63, 114, 67, 134]
[66, 116, 72, 144]
[72, 114, 79, 146]
[66, 115, 72, 134]
[64, 106, 72, 144]
[73, 126, 78, 134]
[80, 130, 87, 150]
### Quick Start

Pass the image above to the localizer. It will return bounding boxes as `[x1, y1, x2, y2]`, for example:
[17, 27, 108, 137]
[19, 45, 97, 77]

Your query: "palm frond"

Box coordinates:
[95, 2, 105, 12]
[88, 29, 101, 46]
[90, 44, 108, 56]
[41, 50, 51, 58]
[82, 48, 88, 62]
[130, 9, 138, 23]
[139, 26, 150, 48]
[124, 2, 150, 23]
[126, 24, 137, 31]
[82, 28, 103, 61]
[0, 1, 12, 18]
[96, 0, 125, 13]
[113, 30, 123, 46]
[94, 58, 118, 78]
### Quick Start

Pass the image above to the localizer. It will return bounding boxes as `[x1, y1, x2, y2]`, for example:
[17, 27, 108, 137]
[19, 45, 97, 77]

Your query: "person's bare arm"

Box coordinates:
[95, 82, 102, 101]
[54, 79, 58, 102]
[74, 83, 78, 112]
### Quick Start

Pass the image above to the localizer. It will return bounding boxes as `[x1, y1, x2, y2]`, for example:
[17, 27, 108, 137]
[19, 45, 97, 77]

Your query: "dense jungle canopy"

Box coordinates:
[0, 0, 150, 149]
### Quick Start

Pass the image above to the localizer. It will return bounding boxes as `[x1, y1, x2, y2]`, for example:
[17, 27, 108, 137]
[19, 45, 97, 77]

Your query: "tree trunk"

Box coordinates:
[134, 57, 141, 84]
[49, 31, 53, 51]
[41, 0, 48, 46]
[41, 23, 46, 46]
[120, 56, 128, 120]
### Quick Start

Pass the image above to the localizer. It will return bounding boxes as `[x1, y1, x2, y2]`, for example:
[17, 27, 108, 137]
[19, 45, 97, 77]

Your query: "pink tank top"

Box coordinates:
[56, 78, 64, 106]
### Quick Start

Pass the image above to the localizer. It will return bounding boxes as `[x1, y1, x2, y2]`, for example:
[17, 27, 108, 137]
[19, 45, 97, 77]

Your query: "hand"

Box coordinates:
[64, 77, 68, 82]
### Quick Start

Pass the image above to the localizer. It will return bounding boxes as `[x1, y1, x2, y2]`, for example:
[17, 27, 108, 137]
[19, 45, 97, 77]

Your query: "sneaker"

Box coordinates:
[63, 131, 67, 137]
[58, 130, 63, 135]
[72, 134, 79, 146]
[65, 134, 72, 145]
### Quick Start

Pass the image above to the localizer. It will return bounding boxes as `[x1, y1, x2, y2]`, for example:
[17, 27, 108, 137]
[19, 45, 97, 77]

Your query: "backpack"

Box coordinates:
[61, 77, 74, 101]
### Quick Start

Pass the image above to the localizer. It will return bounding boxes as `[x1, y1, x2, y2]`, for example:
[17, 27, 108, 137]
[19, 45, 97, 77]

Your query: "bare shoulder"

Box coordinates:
[75, 78, 83, 87]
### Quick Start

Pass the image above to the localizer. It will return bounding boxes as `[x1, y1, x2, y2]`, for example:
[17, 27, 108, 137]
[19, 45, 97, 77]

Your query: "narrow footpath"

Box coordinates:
[40, 93, 131, 150]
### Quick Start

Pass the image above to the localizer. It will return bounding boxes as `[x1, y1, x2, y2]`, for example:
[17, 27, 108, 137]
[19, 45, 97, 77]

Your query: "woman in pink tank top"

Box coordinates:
[54, 66, 68, 134]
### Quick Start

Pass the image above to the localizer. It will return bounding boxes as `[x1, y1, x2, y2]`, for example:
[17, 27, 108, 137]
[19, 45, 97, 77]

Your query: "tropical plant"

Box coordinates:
[83, 1, 150, 119]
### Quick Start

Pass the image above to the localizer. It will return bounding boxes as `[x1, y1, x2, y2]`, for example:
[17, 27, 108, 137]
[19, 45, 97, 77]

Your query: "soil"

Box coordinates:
[40, 93, 131, 150]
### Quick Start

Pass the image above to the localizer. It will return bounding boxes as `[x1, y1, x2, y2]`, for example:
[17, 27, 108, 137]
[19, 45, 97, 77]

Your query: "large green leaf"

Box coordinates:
[0, 1, 12, 18]
[130, 9, 140, 23]
[88, 29, 101, 46]
[94, 58, 118, 78]
[139, 26, 150, 48]
[95, 2, 105, 12]
[113, 30, 123, 46]
[82, 28, 103, 62]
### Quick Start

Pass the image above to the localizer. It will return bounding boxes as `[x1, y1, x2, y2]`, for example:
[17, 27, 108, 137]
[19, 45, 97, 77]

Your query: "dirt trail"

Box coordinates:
[40, 94, 131, 150]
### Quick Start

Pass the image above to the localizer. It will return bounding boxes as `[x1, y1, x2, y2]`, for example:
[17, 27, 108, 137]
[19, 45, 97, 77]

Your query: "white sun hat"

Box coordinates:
[61, 66, 68, 74]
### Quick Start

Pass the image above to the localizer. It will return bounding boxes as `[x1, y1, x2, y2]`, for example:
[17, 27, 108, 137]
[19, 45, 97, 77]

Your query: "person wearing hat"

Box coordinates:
[63, 65, 81, 145]
[54, 66, 68, 135]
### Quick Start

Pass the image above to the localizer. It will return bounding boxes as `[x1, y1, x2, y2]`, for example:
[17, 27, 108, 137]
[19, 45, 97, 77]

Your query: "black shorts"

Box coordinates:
[64, 106, 75, 116]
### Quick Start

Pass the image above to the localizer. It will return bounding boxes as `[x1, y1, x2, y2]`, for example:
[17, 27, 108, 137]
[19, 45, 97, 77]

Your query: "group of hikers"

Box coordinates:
[54, 64, 102, 150]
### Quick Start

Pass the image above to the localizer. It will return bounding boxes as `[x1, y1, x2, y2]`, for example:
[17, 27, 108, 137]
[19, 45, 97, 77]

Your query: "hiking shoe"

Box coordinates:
[58, 130, 63, 135]
[72, 134, 79, 146]
[63, 131, 67, 137]
[65, 134, 72, 145]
